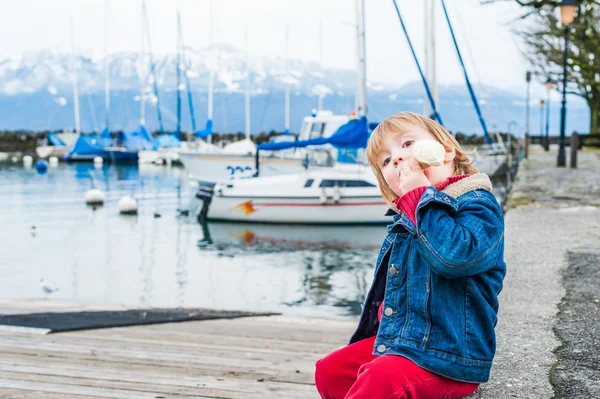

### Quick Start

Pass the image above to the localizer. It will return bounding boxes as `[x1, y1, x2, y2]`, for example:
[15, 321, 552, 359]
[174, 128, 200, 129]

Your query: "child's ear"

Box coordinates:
[444, 146, 456, 163]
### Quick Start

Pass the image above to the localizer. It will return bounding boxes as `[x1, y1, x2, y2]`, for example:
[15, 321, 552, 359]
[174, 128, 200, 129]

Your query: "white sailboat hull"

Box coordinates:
[180, 152, 307, 181]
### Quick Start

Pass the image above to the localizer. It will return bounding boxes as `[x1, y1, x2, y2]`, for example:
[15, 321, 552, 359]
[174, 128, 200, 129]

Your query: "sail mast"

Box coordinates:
[244, 26, 250, 139]
[139, 0, 146, 126]
[318, 20, 324, 112]
[104, 0, 110, 131]
[284, 23, 290, 135]
[176, 11, 182, 138]
[354, 0, 367, 117]
[207, 0, 214, 131]
[423, 0, 438, 117]
[69, 18, 81, 134]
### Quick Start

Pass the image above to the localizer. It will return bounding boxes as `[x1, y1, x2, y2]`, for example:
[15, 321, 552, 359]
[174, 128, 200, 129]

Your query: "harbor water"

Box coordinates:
[0, 162, 508, 319]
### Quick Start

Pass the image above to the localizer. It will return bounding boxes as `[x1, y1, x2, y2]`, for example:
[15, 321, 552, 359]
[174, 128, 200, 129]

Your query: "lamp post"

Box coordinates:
[540, 100, 545, 148]
[545, 78, 553, 151]
[557, 0, 576, 167]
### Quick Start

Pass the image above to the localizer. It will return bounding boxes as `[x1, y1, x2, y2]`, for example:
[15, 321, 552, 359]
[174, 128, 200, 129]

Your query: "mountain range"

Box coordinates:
[0, 45, 590, 135]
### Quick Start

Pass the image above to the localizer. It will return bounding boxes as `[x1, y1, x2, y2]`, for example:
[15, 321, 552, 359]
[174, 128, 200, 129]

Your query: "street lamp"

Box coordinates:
[540, 100, 545, 149]
[557, 0, 576, 167]
[545, 78, 553, 151]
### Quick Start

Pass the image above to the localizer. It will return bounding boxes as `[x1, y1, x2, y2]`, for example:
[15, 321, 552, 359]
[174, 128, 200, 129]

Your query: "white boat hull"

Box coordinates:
[197, 167, 390, 224]
[36, 146, 68, 159]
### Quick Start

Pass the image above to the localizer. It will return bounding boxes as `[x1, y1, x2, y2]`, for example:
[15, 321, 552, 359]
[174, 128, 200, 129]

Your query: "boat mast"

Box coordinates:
[69, 18, 81, 134]
[355, 0, 367, 117]
[318, 20, 324, 112]
[244, 26, 250, 139]
[176, 11, 182, 138]
[284, 23, 290, 135]
[423, 0, 438, 118]
[142, 0, 165, 134]
[104, 0, 110, 131]
[207, 0, 214, 135]
[139, 0, 146, 126]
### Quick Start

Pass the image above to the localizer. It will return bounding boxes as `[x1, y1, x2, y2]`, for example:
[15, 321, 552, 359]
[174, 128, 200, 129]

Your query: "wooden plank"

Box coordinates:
[0, 338, 318, 376]
[0, 366, 316, 398]
[0, 371, 318, 399]
[0, 387, 103, 399]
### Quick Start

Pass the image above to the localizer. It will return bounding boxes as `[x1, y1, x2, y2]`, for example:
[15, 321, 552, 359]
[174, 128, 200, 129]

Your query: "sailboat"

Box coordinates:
[392, 0, 508, 177]
[190, 0, 389, 224]
[177, 22, 352, 181]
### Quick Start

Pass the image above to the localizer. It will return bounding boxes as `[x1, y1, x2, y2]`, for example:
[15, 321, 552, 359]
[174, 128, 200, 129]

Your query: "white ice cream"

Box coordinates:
[413, 140, 446, 167]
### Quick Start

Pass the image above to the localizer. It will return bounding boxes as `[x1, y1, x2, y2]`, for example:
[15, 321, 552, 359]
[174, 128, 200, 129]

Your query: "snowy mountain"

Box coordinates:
[0, 45, 589, 135]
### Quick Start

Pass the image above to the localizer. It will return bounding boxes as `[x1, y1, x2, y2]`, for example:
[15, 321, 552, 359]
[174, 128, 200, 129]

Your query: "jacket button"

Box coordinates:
[381, 247, 387, 252]
[444, 197, 451, 203]
[377, 344, 387, 353]
[384, 307, 393, 317]
[389, 266, 398, 275]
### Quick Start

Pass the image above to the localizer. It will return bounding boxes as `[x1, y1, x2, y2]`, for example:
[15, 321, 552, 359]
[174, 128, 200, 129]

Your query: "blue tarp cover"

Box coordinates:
[121, 128, 154, 151]
[64, 134, 112, 159]
[195, 120, 213, 138]
[258, 116, 370, 151]
[154, 134, 181, 149]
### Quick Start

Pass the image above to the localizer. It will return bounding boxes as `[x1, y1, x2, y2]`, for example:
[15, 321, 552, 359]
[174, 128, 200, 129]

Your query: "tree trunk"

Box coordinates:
[589, 102, 600, 136]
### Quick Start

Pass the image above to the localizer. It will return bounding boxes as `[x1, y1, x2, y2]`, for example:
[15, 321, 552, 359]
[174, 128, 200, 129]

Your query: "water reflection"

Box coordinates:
[0, 162, 511, 319]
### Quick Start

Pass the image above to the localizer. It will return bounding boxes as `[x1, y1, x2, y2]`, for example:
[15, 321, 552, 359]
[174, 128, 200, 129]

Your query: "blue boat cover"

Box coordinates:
[48, 133, 65, 146]
[64, 134, 113, 159]
[195, 120, 213, 138]
[120, 127, 154, 151]
[258, 116, 370, 151]
[154, 134, 181, 148]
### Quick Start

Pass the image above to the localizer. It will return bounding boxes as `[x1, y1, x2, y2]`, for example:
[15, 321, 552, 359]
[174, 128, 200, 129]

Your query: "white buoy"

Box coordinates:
[49, 157, 59, 166]
[84, 189, 105, 205]
[93, 156, 104, 167]
[154, 158, 164, 165]
[23, 155, 33, 167]
[118, 196, 138, 214]
[11, 156, 18, 163]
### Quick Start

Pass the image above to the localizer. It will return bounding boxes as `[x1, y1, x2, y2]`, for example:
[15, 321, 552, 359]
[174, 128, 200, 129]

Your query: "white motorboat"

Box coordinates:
[193, 163, 389, 224]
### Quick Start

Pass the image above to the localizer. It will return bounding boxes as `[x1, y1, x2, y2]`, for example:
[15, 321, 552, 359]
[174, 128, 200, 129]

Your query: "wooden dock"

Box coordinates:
[0, 300, 355, 399]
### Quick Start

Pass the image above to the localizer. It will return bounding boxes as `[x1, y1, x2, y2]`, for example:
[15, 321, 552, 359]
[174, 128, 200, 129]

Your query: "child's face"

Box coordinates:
[377, 123, 455, 197]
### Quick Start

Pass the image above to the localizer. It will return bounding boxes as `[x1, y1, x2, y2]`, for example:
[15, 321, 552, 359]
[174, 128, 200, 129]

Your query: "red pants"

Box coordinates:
[315, 336, 479, 399]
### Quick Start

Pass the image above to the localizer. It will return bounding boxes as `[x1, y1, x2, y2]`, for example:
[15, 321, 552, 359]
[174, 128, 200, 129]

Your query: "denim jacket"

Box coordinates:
[349, 173, 506, 383]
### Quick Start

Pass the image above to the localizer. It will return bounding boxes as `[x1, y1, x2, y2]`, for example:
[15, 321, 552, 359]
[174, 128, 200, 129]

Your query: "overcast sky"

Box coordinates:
[1, 0, 540, 92]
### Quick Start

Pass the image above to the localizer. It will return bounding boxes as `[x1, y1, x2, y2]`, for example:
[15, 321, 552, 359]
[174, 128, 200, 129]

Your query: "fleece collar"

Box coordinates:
[440, 173, 493, 198]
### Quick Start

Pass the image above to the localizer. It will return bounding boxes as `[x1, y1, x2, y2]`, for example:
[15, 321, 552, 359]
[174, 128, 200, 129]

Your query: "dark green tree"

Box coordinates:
[486, 0, 600, 134]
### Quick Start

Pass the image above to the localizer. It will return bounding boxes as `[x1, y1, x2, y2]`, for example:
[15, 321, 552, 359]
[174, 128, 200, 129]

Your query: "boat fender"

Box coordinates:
[49, 157, 59, 166]
[320, 188, 328, 205]
[93, 157, 104, 167]
[333, 185, 341, 204]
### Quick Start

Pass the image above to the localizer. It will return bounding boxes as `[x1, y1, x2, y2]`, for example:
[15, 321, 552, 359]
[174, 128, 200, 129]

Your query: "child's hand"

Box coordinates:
[397, 158, 431, 195]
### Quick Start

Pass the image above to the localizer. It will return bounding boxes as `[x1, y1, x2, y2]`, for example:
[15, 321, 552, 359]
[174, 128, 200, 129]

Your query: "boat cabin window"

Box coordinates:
[309, 123, 326, 138]
[319, 179, 376, 188]
[304, 179, 314, 188]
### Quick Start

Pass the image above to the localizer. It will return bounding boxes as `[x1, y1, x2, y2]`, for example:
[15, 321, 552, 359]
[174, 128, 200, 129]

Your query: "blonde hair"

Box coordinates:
[366, 112, 478, 208]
